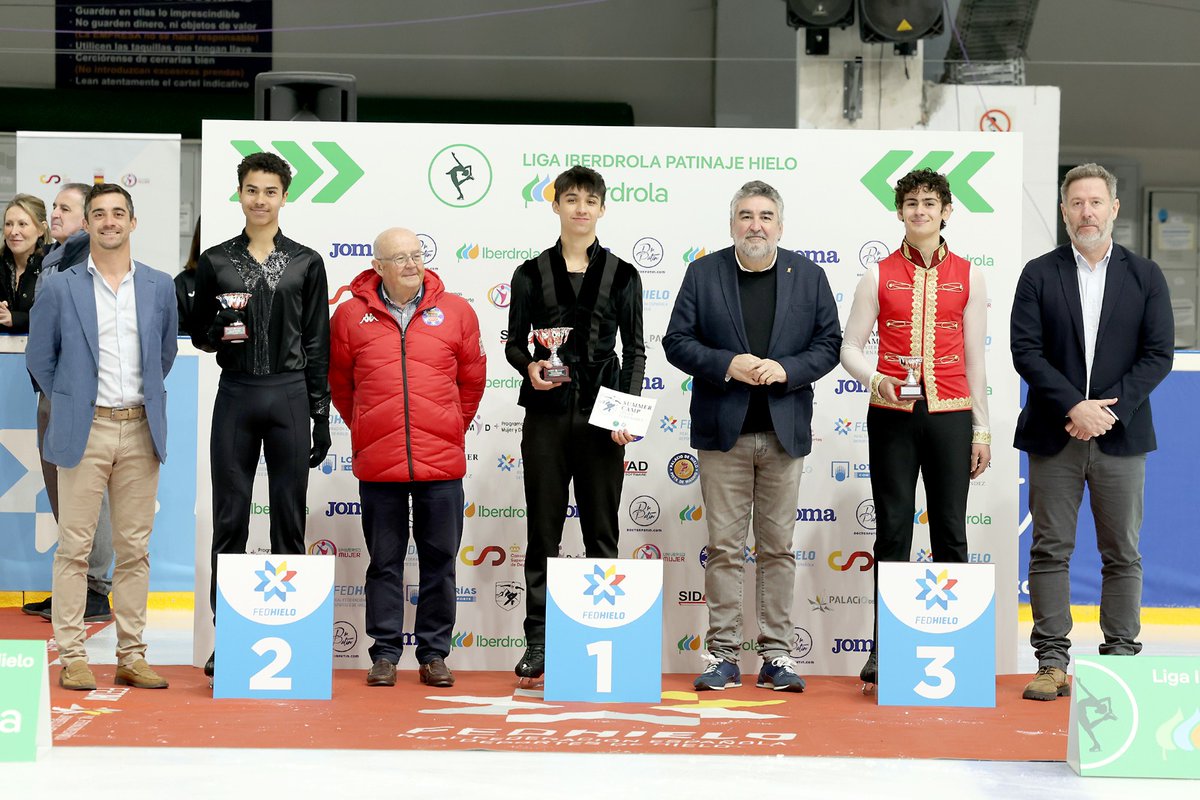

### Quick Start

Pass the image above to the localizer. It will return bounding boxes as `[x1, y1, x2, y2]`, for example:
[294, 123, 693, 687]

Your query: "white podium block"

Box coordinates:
[214, 554, 334, 700]
[545, 558, 663, 703]
[878, 562, 995, 707]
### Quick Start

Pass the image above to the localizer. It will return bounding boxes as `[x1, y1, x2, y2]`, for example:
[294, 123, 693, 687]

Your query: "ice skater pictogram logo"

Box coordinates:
[914, 568, 958, 610]
[255, 560, 298, 602]
[583, 564, 626, 606]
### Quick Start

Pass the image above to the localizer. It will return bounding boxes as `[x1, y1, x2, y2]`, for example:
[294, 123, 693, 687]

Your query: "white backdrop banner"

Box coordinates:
[15, 131, 181, 273]
[196, 120, 1022, 675]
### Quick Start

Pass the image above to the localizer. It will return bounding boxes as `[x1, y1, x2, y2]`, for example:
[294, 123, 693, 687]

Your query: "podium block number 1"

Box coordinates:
[587, 640, 613, 693]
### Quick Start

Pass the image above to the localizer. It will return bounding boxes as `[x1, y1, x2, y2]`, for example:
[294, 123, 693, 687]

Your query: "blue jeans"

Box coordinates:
[697, 432, 805, 662]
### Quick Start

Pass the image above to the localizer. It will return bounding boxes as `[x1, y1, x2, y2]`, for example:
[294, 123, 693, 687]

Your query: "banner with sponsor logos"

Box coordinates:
[16, 131, 181, 274]
[196, 120, 1022, 674]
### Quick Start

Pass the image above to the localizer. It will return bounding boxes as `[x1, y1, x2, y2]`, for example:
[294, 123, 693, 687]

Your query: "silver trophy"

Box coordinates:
[216, 292, 252, 342]
[896, 356, 924, 400]
[532, 327, 573, 383]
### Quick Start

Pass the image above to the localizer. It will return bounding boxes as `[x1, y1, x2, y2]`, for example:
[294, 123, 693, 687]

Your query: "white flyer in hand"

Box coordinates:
[588, 386, 658, 437]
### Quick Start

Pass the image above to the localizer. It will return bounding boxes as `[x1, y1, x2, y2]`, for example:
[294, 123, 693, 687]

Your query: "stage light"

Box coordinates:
[254, 72, 358, 122]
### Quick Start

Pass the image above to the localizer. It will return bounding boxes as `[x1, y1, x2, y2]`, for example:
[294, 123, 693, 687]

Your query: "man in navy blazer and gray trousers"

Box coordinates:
[1012, 163, 1174, 702]
[27, 184, 178, 692]
[664, 181, 841, 693]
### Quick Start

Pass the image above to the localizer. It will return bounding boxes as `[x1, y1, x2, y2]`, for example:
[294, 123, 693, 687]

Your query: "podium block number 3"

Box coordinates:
[249, 637, 293, 691]
[914, 646, 955, 700]
[587, 641, 613, 693]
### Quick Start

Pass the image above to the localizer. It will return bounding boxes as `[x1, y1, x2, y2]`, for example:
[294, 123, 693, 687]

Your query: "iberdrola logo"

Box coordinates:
[457, 243, 481, 261]
[521, 175, 556, 206]
[682, 246, 707, 264]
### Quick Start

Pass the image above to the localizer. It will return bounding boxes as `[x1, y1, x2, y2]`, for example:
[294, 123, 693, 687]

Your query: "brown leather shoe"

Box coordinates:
[1022, 665, 1070, 701]
[115, 658, 169, 689]
[59, 660, 97, 691]
[366, 658, 396, 687]
[419, 657, 455, 687]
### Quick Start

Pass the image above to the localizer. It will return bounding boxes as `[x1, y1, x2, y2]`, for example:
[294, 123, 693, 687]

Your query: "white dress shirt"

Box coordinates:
[88, 257, 144, 407]
[1071, 240, 1113, 395]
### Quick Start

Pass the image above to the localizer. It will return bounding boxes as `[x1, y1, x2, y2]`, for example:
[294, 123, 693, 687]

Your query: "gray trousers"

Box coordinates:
[38, 392, 113, 596]
[698, 432, 804, 662]
[1027, 437, 1146, 670]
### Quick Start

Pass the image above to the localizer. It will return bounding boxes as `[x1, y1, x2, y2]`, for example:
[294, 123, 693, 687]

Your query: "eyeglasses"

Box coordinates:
[379, 252, 424, 267]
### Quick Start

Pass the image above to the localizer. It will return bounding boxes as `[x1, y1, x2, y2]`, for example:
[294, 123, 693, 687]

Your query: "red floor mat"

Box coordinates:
[44, 667, 1070, 760]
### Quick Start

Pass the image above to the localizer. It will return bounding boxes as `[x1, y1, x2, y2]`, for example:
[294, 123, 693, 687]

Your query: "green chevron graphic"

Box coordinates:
[227, 140, 363, 203]
[861, 150, 995, 213]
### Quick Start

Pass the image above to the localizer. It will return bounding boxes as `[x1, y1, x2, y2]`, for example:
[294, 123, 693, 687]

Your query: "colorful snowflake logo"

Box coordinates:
[583, 564, 626, 606]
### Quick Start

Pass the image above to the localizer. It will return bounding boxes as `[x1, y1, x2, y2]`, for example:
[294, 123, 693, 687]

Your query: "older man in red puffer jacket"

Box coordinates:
[329, 227, 486, 689]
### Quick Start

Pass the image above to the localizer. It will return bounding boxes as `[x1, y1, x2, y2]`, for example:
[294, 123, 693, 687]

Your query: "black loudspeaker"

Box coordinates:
[858, 0, 944, 46]
[785, 0, 855, 28]
[254, 72, 358, 122]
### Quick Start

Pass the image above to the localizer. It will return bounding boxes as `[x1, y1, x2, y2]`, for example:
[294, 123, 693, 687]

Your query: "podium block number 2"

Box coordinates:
[249, 637, 293, 691]
[587, 640, 613, 693]
[914, 646, 956, 700]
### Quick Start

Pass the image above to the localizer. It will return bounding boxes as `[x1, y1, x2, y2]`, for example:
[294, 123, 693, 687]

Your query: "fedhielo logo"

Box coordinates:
[914, 548, 934, 563]
[308, 539, 337, 556]
[699, 545, 755, 569]
[682, 246, 707, 264]
[834, 418, 852, 435]
[496, 454, 520, 472]
[679, 505, 703, 522]
[495, 581, 524, 610]
[488, 283, 511, 308]
[628, 495, 661, 526]
[856, 499, 876, 530]
[633, 543, 662, 560]
[255, 560, 297, 602]
[632, 237, 664, 270]
[915, 568, 958, 610]
[859, 240, 890, 270]
[659, 415, 678, 433]
[429, 144, 493, 208]
[668, 453, 699, 485]
[333, 621, 357, 653]
[583, 564, 626, 605]
[827, 550, 874, 571]
[460, 545, 506, 566]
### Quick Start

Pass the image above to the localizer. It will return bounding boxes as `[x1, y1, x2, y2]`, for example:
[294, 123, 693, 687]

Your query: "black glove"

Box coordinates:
[207, 307, 245, 345]
[309, 417, 332, 468]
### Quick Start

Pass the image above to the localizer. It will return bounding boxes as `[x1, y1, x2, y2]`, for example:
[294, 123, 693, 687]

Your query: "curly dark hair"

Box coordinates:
[894, 168, 952, 228]
[237, 151, 293, 193]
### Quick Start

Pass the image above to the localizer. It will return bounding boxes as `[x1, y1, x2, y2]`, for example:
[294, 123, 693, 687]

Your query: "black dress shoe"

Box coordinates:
[204, 651, 215, 678]
[419, 657, 455, 687]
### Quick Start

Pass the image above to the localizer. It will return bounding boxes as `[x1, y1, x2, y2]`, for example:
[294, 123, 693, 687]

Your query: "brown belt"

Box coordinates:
[94, 405, 146, 420]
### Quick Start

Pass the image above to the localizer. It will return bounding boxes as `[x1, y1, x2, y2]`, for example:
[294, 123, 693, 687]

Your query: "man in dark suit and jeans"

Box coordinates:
[664, 180, 841, 692]
[1012, 163, 1174, 701]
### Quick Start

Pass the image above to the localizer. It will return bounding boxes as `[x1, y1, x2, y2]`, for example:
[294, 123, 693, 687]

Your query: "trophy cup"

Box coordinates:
[216, 292, 252, 343]
[532, 327, 572, 383]
[896, 356, 924, 400]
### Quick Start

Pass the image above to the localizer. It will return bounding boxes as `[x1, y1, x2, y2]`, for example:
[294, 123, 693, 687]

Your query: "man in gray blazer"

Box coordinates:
[27, 184, 178, 692]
